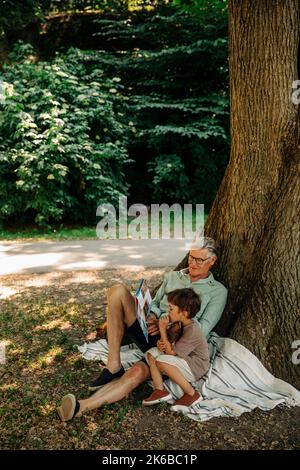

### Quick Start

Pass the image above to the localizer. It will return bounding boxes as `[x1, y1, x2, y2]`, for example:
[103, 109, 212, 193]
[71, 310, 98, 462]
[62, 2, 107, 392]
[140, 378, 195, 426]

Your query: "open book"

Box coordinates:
[134, 279, 152, 343]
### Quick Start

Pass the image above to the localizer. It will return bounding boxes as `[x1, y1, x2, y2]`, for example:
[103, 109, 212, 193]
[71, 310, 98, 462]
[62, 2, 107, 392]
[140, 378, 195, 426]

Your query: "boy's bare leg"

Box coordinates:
[79, 361, 150, 413]
[105, 284, 137, 373]
[156, 361, 195, 395]
[146, 353, 164, 391]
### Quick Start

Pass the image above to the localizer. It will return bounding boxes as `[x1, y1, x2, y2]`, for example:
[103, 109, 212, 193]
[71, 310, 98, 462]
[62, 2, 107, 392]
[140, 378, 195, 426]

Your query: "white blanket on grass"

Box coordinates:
[77, 332, 300, 422]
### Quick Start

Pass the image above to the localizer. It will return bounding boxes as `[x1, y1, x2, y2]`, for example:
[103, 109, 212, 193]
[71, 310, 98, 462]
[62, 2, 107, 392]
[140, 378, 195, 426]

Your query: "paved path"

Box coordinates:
[0, 238, 190, 275]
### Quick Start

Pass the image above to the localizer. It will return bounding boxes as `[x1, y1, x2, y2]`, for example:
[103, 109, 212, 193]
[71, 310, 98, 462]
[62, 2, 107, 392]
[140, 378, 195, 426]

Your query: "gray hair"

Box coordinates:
[187, 236, 218, 257]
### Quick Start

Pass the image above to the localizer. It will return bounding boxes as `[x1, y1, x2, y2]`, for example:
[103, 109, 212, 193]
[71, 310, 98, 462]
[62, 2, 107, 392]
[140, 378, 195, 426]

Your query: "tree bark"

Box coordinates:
[204, 0, 300, 387]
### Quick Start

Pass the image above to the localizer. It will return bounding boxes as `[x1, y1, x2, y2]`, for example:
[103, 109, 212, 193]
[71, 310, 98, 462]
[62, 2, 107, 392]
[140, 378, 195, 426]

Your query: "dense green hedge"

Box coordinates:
[0, 44, 131, 225]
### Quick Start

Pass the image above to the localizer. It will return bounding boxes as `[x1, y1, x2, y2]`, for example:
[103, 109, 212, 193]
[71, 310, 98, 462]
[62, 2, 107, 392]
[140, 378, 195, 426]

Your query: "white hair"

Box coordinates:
[186, 236, 218, 257]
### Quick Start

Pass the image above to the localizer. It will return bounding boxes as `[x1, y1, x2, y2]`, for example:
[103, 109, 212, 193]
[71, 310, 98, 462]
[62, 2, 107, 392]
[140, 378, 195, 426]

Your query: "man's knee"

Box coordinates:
[107, 283, 129, 300]
[125, 362, 150, 385]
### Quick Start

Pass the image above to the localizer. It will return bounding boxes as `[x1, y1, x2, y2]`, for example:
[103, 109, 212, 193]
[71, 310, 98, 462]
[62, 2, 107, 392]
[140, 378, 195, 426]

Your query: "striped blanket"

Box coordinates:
[77, 332, 300, 422]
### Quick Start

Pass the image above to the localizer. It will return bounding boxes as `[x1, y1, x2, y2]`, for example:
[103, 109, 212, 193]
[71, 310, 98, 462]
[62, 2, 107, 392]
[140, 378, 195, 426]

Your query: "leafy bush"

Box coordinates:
[0, 43, 131, 225]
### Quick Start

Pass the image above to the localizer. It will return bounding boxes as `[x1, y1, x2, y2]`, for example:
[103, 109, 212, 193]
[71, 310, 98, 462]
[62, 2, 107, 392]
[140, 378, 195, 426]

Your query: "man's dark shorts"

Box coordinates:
[123, 319, 160, 365]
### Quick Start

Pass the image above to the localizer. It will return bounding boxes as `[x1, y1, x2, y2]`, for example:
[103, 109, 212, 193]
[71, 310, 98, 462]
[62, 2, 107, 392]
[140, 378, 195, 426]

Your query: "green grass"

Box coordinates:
[0, 291, 152, 450]
[0, 226, 97, 241]
[0, 213, 208, 242]
[1, 270, 299, 450]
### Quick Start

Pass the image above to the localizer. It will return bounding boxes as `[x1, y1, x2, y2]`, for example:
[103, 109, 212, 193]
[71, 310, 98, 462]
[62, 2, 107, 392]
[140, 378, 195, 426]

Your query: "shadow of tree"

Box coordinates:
[1, 267, 299, 451]
[0, 267, 168, 449]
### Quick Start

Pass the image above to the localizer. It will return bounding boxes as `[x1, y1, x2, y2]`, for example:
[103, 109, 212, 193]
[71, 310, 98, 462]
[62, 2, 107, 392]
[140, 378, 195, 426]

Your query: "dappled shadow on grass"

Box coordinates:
[0, 268, 167, 449]
[0, 267, 300, 450]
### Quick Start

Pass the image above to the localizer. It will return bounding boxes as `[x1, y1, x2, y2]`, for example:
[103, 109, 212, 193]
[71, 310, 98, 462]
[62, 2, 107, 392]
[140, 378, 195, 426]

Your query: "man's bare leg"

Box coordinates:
[105, 284, 136, 373]
[79, 362, 150, 413]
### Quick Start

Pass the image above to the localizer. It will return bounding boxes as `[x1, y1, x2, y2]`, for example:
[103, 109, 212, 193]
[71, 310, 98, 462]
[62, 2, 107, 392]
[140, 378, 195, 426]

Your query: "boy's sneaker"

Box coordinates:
[89, 366, 125, 391]
[142, 389, 173, 406]
[171, 391, 202, 411]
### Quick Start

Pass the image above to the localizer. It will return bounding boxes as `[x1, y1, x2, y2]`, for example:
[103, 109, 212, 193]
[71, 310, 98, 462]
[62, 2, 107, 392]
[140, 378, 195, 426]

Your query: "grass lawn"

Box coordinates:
[0, 226, 97, 242]
[0, 213, 208, 242]
[1, 268, 299, 450]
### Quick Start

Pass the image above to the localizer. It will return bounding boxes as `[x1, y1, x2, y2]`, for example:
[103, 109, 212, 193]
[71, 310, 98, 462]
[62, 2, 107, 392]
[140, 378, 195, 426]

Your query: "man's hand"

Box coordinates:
[146, 313, 160, 336]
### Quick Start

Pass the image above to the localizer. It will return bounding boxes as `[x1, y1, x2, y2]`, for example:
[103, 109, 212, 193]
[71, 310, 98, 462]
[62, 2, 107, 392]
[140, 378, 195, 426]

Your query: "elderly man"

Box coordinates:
[57, 237, 228, 421]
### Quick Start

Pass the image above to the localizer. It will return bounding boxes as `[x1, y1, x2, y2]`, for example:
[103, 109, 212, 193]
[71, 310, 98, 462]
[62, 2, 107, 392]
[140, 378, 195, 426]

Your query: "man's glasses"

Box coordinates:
[188, 254, 211, 266]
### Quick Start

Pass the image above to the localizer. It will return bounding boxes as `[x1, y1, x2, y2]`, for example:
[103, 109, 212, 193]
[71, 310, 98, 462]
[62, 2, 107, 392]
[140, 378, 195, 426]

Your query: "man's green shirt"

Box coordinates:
[150, 268, 228, 338]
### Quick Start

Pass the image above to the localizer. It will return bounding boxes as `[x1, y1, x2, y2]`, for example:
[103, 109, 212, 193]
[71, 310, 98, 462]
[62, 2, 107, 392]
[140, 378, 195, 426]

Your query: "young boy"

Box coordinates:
[142, 288, 209, 410]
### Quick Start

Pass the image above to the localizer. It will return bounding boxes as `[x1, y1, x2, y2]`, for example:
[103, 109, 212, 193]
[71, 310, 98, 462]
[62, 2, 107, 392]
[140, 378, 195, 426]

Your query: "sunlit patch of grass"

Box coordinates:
[0, 338, 12, 347]
[0, 382, 19, 392]
[26, 346, 64, 371]
[0, 287, 18, 299]
[34, 319, 72, 332]
[38, 401, 56, 416]
[7, 346, 25, 357]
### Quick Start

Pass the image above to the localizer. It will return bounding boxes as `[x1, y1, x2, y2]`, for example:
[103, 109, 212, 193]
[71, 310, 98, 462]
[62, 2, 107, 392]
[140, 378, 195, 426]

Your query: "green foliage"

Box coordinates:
[0, 0, 51, 31]
[172, 0, 228, 21]
[148, 154, 189, 200]
[49, 0, 168, 14]
[90, 5, 229, 207]
[0, 2, 229, 226]
[0, 43, 131, 225]
[50, 0, 124, 12]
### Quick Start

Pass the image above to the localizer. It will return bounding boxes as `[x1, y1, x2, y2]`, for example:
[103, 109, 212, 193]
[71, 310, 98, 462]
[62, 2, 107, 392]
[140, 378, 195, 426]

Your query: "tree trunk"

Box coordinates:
[204, 0, 300, 388]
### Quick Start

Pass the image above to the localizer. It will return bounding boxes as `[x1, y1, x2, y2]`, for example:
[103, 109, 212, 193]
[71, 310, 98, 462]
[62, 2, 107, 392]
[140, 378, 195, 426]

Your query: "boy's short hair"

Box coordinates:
[167, 288, 201, 319]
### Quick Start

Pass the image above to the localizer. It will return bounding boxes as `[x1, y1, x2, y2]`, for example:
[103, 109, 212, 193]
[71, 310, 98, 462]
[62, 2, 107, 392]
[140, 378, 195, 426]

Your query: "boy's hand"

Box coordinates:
[157, 339, 166, 352]
[159, 316, 169, 330]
